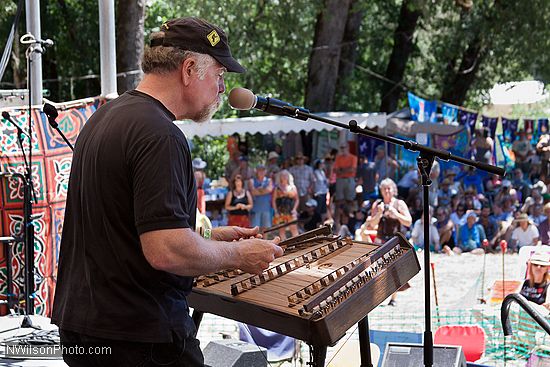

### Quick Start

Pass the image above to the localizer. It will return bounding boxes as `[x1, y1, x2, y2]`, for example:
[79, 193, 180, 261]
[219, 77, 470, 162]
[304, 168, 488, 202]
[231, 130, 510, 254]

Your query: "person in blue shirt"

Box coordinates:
[249, 165, 274, 230]
[459, 166, 484, 194]
[455, 211, 486, 254]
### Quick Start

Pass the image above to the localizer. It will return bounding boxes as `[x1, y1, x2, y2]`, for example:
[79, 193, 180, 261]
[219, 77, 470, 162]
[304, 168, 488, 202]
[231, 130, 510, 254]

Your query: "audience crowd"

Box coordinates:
[195, 128, 550, 256]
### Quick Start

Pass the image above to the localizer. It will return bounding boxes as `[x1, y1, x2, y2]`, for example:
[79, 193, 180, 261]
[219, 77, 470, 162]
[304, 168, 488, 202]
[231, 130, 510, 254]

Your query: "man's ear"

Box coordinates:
[181, 57, 196, 86]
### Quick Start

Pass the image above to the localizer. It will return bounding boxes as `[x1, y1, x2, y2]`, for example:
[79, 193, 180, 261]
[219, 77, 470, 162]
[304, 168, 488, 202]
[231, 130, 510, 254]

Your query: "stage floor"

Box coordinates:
[0, 315, 66, 366]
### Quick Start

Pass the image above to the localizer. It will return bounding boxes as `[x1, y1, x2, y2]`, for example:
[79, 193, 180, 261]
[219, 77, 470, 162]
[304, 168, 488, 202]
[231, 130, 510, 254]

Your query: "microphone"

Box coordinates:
[42, 103, 74, 151]
[43, 103, 59, 127]
[2, 111, 30, 138]
[228, 87, 310, 121]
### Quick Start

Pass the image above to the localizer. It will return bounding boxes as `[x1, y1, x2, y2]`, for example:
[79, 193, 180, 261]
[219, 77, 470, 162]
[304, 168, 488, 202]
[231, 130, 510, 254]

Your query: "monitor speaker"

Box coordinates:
[381, 342, 467, 367]
[203, 339, 267, 367]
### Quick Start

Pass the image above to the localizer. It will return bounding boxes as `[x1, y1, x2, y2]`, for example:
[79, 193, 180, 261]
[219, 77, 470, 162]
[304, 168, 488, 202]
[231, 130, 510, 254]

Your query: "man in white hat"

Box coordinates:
[266, 151, 280, 179]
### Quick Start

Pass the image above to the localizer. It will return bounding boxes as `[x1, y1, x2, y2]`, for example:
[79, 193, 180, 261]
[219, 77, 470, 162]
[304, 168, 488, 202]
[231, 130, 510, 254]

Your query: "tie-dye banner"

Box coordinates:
[523, 119, 534, 134]
[458, 109, 478, 133]
[441, 103, 458, 125]
[0, 100, 99, 316]
[537, 118, 549, 134]
[433, 127, 470, 173]
[501, 118, 519, 142]
[408, 92, 437, 123]
[481, 115, 498, 138]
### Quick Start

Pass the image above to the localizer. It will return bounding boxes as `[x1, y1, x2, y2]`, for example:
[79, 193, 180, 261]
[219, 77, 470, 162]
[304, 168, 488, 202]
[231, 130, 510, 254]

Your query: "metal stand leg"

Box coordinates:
[191, 310, 204, 337]
[311, 345, 327, 367]
[359, 316, 373, 367]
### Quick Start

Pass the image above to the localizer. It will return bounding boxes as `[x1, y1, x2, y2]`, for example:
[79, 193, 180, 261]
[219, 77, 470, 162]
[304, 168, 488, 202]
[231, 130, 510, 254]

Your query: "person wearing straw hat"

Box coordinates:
[519, 249, 550, 310]
[510, 213, 540, 251]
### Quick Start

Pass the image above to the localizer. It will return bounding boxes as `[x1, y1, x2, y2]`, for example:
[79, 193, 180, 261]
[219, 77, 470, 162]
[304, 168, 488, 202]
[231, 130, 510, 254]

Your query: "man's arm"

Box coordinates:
[140, 228, 283, 276]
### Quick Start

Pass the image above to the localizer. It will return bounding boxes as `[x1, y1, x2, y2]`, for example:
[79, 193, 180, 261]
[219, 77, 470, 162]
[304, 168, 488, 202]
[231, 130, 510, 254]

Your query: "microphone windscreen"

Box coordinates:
[228, 87, 255, 110]
[43, 103, 59, 119]
[1, 111, 9, 119]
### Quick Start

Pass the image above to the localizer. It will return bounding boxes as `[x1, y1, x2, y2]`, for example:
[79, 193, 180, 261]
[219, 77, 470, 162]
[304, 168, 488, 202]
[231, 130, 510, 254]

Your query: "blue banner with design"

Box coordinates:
[458, 109, 478, 133]
[441, 103, 458, 125]
[502, 118, 519, 142]
[481, 116, 498, 138]
[408, 92, 437, 123]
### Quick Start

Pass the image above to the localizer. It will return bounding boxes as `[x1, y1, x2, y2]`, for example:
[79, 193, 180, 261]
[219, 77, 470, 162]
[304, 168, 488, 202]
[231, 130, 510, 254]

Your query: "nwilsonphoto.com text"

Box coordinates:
[4, 343, 112, 358]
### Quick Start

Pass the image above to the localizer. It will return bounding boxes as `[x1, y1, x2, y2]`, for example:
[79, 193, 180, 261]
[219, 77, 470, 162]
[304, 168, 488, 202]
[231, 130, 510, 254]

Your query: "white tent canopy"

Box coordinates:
[175, 112, 387, 138]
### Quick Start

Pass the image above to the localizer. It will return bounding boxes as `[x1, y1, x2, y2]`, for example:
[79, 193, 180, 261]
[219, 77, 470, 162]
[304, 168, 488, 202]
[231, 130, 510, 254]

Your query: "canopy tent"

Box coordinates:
[175, 111, 465, 138]
[175, 112, 387, 138]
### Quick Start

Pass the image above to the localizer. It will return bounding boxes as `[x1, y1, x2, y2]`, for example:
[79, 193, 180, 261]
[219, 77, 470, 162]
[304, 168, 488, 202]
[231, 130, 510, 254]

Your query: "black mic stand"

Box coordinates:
[43, 103, 74, 151]
[280, 106, 505, 367]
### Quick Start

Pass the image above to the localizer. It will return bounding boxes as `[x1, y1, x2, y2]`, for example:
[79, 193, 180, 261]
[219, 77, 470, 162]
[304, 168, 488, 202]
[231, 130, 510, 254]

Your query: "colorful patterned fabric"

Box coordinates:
[408, 92, 437, 123]
[0, 101, 97, 315]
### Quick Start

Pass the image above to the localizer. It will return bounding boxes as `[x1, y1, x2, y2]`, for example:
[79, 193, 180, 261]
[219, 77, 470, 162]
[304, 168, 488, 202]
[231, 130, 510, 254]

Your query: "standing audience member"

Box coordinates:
[472, 128, 494, 164]
[519, 250, 550, 310]
[374, 145, 397, 183]
[513, 130, 535, 172]
[356, 156, 378, 200]
[231, 155, 254, 182]
[224, 150, 241, 181]
[537, 203, 550, 245]
[397, 167, 419, 200]
[249, 165, 273, 230]
[193, 157, 207, 214]
[456, 211, 486, 254]
[510, 213, 540, 250]
[333, 143, 358, 222]
[288, 153, 316, 212]
[225, 175, 253, 227]
[272, 170, 299, 239]
[266, 151, 281, 179]
[313, 159, 329, 220]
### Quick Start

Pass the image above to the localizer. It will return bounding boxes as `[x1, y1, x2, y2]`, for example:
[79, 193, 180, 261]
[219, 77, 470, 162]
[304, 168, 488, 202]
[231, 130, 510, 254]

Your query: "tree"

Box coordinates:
[378, 0, 423, 113]
[116, 0, 146, 94]
[304, 0, 353, 112]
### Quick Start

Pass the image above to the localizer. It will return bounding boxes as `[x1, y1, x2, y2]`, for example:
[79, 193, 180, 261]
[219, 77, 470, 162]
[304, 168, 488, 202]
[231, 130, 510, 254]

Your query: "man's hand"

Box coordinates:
[235, 237, 284, 274]
[212, 226, 261, 241]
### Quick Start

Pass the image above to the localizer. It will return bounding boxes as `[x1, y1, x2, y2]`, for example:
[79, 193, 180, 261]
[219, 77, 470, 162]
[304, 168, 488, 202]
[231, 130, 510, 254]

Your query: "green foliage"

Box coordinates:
[190, 135, 229, 179]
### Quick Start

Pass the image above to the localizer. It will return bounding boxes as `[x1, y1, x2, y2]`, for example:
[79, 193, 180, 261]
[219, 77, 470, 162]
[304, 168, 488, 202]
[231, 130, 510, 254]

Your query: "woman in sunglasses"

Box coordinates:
[520, 250, 550, 311]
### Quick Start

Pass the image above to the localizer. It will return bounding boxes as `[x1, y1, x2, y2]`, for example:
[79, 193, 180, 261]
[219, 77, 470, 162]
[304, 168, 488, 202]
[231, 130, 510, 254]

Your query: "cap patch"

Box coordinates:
[207, 30, 220, 47]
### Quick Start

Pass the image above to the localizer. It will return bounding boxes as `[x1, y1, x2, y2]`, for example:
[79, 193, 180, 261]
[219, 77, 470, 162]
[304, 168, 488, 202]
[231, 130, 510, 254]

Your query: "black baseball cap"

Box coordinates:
[150, 17, 245, 73]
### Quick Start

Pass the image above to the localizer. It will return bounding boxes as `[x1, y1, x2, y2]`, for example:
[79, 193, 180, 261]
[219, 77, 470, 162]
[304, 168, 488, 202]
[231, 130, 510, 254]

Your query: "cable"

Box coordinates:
[240, 323, 275, 367]
[0, 0, 24, 82]
[325, 324, 359, 367]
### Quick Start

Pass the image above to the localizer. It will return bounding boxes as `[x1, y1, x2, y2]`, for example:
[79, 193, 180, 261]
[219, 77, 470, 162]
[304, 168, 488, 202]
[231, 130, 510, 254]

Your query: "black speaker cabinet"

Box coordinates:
[203, 339, 267, 367]
[381, 343, 467, 367]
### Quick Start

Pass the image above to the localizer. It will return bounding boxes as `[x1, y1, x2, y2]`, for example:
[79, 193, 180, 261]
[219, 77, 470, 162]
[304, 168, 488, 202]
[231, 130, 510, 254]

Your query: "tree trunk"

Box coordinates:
[305, 0, 352, 112]
[378, 0, 423, 113]
[440, 36, 486, 105]
[116, 0, 145, 94]
[335, 0, 364, 110]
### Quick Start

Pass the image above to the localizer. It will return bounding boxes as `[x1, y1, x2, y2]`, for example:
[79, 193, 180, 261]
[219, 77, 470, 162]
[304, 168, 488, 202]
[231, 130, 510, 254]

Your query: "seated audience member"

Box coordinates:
[538, 203, 550, 245]
[510, 213, 540, 250]
[410, 207, 440, 252]
[512, 130, 535, 172]
[530, 204, 546, 226]
[225, 175, 253, 227]
[299, 199, 322, 232]
[437, 178, 457, 207]
[249, 165, 273, 230]
[435, 206, 455, 254]
[450, 204, 467, 230]
[522, 185, 545, 215]
[511, 167, 530, 201]
[460, 166, 484, 194]
[519, 250, 550, 310]
[456, 211, 486, 254]
[397, 166, 418, 200]
[478, 205, 499, 248]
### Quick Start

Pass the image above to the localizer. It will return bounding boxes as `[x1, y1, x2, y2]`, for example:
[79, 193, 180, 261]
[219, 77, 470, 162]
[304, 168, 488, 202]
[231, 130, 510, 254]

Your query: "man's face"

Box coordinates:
[256, 168, 266, 179]
[481, 207, 490, 218]
[188, 59, 226, 123]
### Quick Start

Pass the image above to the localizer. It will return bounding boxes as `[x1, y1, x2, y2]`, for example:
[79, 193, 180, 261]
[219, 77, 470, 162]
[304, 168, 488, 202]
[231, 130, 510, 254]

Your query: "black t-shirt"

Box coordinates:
[520, 279, 548, 305]
[51, 90, 197, 343]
